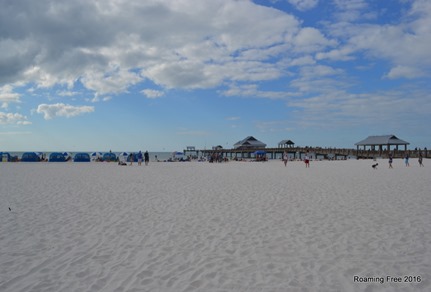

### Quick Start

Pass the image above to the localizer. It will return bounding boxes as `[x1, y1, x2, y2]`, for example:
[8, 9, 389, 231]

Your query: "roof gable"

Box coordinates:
[234, 136, 266, 148]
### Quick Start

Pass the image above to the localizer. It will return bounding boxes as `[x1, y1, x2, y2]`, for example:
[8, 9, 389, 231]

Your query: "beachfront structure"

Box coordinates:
[355, 135, 409, 152]
[233, 136, 266, 150]
[278, 139, 295, 148]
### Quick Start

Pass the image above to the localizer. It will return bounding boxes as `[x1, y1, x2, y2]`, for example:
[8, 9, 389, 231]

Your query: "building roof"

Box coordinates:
[355, 135, 409, 146]
[234, 136, 266, 149]
[278, 139, 295, 145]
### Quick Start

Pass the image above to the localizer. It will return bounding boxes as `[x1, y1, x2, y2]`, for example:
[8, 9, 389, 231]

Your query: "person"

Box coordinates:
[405, 153, 410, 167]
[283, 151, 288, 167]
[304, 154, 310, 168]
[137, 151, 143, 166]
[418, 154, 424, 167]
[144, 151, 149, 166]
[129, 153, 134, 166]
[389, 154, 393, 168]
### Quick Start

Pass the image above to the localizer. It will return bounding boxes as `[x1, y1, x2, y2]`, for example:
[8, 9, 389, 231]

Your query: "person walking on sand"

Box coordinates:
[405, 153, 410, 167]
[129, 153, 134, 166]
[389, 154, 393, 168]
[137, 151, 143, 166]
[304, 154, 310, 168]
[418, 154, 424, 167]
[283, 151, 288, 167]
[144, 151, 149, 166]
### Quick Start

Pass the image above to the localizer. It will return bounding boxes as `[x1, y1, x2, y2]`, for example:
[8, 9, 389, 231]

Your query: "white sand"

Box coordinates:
[1, 159, 430, 292]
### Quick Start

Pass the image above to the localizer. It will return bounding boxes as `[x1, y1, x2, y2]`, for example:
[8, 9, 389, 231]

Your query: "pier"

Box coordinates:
[184, 147, 429, 160]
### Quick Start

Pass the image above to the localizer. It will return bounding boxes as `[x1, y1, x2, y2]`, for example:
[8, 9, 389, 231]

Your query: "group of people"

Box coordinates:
[119, 151, 150, 166]
[388, 153, 424, 168]
[283, 151, 310, 168]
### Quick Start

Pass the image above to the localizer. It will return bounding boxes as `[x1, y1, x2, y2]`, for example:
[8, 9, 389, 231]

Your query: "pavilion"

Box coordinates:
[233, 136, 266, 150]
[355, 135, 409, 152]
[278, 139, 295, 148]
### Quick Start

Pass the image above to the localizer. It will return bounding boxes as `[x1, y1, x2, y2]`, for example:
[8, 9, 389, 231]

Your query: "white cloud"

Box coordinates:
[0, 0, 301, 94]
[222, 84, 288, 99]
[293, 27, 337, 53]
[286, 87, 431, 129]
[288, 0, 319, 11]
[36, 103, 95, 120]
[58, 90, 79, 97]
[385, 65, 425, 79]
[0, 112, 31, 125]
[0, 85, 21, 108]
[141, 89, 164, 99]
[325, 0, 431, 79]
[226, 116, 240, 121]
[81, 67, 142, 95]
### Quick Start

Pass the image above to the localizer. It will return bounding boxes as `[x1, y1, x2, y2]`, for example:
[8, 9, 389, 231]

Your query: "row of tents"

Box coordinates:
[0, 152, 143, 163]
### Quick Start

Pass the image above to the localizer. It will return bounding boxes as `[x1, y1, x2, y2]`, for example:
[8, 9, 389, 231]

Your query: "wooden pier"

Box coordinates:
[184, 147, 429, 160]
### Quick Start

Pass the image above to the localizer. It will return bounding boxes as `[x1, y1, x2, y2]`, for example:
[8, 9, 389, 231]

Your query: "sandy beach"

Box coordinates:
[1, 159, 430, 292]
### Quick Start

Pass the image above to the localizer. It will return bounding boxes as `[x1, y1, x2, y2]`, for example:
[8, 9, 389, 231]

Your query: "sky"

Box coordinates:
[1, 0, 430, 152]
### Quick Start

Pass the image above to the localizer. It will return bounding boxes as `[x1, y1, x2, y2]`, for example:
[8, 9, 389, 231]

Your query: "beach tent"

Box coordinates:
[62, 152, 72, 160]
[21, 152, 40, 162]
[103, 152, 117, 162]
[74, 152, 91, 162]
[1, 152, 11, 162]
[91, 152, 102, 161]
[49, 152, 66, 162]
[173, 151, 185, 161]
[119, 152, 128, 163]
[253, 150, 267, 161]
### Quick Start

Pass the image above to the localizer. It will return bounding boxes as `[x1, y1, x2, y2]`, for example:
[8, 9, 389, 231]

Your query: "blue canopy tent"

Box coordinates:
[21, 152, 40, 162]
[253, 150, 267, 161]
[74, 152, 91, 162]
[49, 152, 66, 162]
[1, 152, 11, 162]
[103, 152, 117, 162]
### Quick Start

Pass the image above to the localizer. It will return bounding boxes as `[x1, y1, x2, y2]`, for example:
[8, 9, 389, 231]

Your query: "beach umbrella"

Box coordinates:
[91, 152, 102, 159]
[119, 152, 128, 162]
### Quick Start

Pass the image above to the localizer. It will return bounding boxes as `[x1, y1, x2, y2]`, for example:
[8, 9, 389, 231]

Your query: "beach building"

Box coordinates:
[233, 136, 266, 150]
[278, 139, 295, 148]
[355, 135, 410, 152]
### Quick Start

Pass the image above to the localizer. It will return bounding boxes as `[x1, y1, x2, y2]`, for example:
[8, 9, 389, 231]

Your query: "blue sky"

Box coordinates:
[1, 0, 430, 152]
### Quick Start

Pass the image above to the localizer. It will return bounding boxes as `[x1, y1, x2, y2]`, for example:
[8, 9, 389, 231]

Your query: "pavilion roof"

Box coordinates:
[355, 135, 409, 146]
